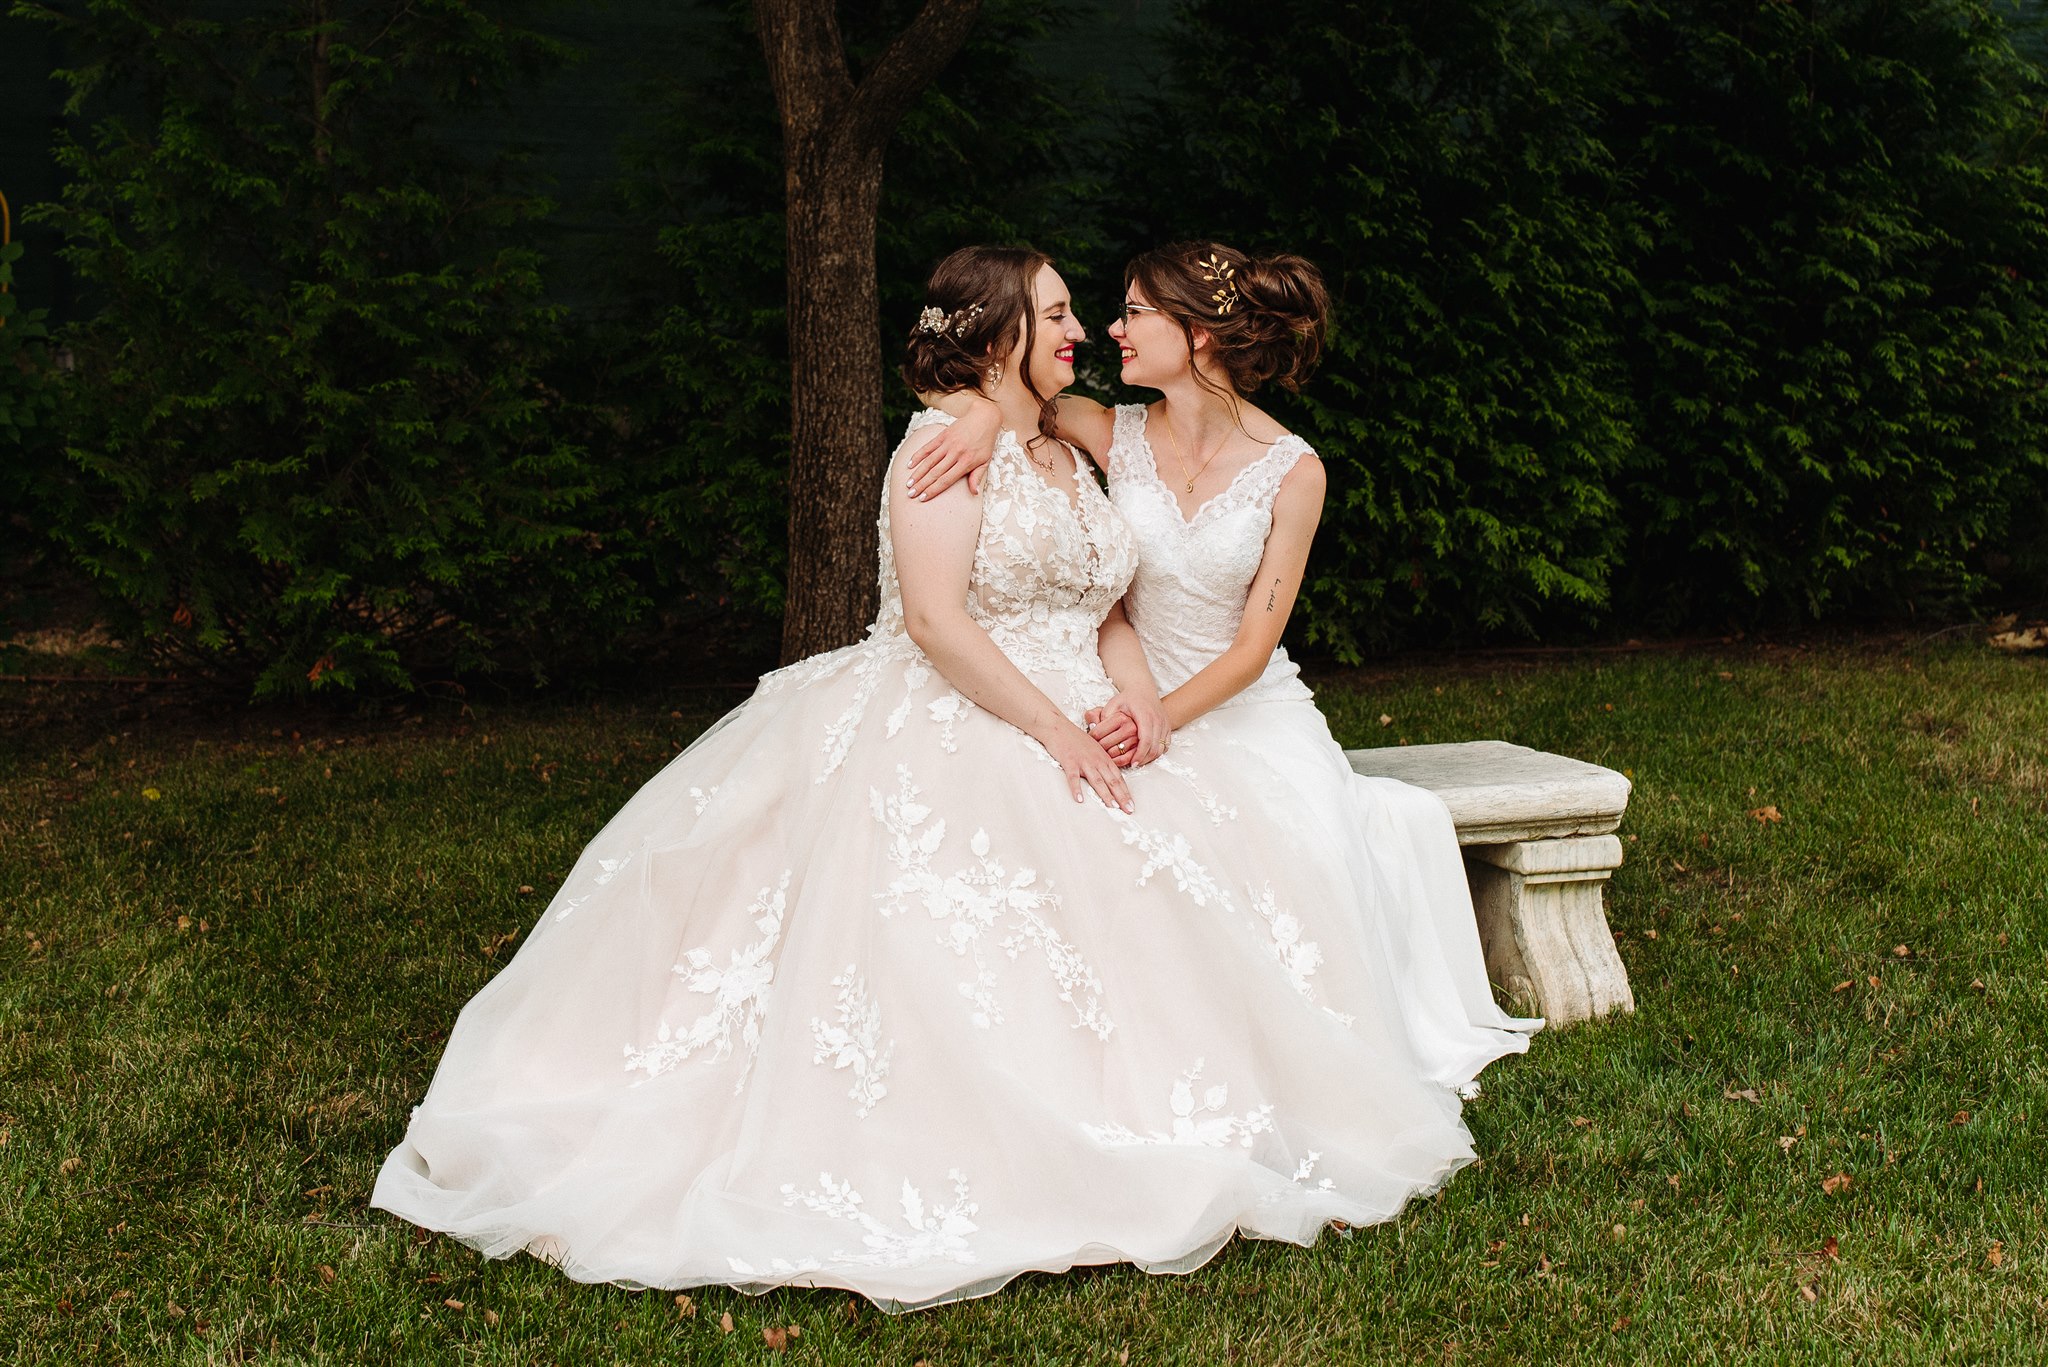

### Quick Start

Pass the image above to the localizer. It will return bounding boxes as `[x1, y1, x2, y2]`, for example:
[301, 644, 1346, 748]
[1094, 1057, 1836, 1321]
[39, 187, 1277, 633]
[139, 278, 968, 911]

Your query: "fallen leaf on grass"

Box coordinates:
[1668, 1174, 1681, 1192]
[1748, 805, 1783, 823]
[1867, 975, 1880, 988]
[1988, 623, 2048, 652]
[762, 1326, 788, 1352]
[1724, 1088, 1761, 1104]
[1643, 929, 1658, 940]
[1571, 1116, 1592, 1127]
[1536, 1255, 1553, 1277]
[1799, 1281, 1818, 1302]
[443, 1298, 464, 1311]
[1987, 1241, 2005, 1268]
[59, 1156, 81, 1177]
[1821, 1172, 1853, 1196]
[674, 1294, 695, 1318]
[517, 885, 534, 895]
[483, 1309, 499, 1328]
[1951, 1110, 1971, 1126]
[168, 1303, 184, 1318]
[1892, 944, 1911, 958]
[316, 1265, 335, 1284]
[1379, 713, 1393, 726]
[1611, 1316, 1631, 1332]
[719, 1311, 734, 1334]
[177, 915, 192, 932]
[1832, 981, 1853, 993]
[1970, 979, 1986, 991]
[1778, 1136, 1797, 1153]
[1821, 1235, 1840, 1261]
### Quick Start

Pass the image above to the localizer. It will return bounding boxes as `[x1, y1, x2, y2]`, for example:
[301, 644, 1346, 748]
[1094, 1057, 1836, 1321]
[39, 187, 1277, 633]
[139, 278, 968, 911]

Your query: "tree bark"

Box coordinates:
[754, 0, 981, 664]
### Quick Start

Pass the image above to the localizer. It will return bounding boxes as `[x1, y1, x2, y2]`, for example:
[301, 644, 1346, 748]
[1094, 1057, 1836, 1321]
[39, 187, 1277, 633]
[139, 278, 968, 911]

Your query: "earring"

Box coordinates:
[985, 363, 1003, 391]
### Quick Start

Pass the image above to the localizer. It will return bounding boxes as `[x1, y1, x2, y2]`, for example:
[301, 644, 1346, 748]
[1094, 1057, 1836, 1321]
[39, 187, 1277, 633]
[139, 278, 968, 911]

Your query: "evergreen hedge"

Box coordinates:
[6, 0, 2047, 694]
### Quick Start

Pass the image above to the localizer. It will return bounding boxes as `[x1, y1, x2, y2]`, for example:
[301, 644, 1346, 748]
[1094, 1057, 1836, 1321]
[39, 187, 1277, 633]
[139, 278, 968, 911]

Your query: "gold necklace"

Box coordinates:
[1158, 410, 1226, 494]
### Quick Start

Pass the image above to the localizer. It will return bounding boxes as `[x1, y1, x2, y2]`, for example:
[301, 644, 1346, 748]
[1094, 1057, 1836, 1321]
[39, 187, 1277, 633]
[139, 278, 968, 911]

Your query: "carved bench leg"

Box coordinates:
[1464, 834, 1634, 1026]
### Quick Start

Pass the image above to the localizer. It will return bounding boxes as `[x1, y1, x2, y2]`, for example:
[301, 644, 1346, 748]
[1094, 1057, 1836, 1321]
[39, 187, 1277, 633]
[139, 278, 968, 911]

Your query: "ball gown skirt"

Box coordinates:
[372, 418, 1495, 1311]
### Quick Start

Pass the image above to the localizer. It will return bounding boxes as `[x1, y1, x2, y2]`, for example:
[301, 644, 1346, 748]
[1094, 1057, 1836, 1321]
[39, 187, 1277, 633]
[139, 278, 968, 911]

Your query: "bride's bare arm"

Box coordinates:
[907, 393, 1115, 498]
[1159, 458, 1327, 730]
[1090, 601, 1171, 768]
[891, 437, 1134, 812]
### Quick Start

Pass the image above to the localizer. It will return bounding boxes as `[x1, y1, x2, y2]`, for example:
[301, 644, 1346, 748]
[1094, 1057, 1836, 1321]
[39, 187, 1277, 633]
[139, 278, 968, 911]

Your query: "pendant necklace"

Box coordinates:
[1160, 411, 1225, 494]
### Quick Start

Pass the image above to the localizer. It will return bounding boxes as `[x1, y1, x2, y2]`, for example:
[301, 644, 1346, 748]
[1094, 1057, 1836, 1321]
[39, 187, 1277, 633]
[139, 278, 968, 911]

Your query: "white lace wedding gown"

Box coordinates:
[1104, 403, 1542, 1089]
[373, 411, 1484, 1311]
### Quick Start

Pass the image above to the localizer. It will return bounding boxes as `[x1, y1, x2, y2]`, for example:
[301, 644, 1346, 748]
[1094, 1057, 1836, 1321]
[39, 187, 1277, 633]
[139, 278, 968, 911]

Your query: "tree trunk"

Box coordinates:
[755, 0, 980, 664]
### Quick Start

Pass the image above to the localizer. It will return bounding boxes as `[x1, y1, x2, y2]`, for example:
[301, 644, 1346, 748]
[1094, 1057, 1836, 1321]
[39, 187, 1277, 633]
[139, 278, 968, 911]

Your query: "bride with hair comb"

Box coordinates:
[915, 239, 1541, 1093]
[374, 244, 1513, 1313]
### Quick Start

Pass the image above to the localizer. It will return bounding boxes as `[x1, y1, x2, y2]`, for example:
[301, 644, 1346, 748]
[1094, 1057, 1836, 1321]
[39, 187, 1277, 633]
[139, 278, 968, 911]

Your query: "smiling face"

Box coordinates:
[1002, 262, 1085, 398]
[1108, 278, 1193, 389]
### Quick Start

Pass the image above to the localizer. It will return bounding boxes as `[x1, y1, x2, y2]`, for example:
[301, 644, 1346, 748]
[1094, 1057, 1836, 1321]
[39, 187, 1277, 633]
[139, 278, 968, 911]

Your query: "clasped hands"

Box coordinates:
[1085, 692, 1170, 769]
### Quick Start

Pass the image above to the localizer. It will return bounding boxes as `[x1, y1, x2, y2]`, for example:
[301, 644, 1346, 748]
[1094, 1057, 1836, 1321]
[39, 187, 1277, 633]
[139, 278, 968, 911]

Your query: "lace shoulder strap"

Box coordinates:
[1229, 434, 1315, 517]
[897, 407, 956, 454]
[1107, 403, 1153, 484]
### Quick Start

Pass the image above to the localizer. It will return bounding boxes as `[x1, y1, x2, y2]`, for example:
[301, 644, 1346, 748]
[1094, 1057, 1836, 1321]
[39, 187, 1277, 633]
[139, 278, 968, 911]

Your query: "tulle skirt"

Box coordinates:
[372, 635, 1516, 1310]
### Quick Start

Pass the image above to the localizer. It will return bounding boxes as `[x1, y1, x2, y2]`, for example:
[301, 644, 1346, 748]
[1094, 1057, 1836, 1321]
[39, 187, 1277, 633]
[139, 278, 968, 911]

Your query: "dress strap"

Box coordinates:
[1108, 404, 1152, 483]
[1230, 435, 1314, 518]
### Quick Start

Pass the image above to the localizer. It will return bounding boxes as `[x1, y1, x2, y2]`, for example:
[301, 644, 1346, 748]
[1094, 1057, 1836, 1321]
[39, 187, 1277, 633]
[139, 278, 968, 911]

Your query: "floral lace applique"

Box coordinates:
[623, 871, 790, 1088]
[872, 765, 1111, 1038]
[689, 786, 719, 815]
[779, 1170, 980, 1270]
[869, 415, 1136, 689]
[1152, 754, 1238, 825]
[1082, 1059, 1277, 1149]
[1292, 1151, 1336, 1192]
[551, 853, 632, 922]
[1115, 817, 1232, 908]
[1250, 884, 1323, 1002]
[810, 966, 894, 1118]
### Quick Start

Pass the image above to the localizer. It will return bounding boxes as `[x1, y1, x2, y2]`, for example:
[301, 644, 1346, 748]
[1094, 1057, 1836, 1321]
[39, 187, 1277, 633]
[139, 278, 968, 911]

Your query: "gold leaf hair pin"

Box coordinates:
[1199, 251, 1239, 316]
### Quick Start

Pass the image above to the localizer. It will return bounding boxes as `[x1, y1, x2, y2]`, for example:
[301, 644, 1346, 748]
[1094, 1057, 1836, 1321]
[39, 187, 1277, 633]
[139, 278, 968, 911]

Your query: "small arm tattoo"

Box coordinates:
[1265, 578, 1279, 611]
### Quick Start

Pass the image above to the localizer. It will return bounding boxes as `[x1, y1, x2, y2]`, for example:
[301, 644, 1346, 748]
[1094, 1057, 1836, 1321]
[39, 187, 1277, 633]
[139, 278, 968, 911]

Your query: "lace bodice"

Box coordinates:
[1106, 404, 1315, 707]
[873, 410, 1137, 681]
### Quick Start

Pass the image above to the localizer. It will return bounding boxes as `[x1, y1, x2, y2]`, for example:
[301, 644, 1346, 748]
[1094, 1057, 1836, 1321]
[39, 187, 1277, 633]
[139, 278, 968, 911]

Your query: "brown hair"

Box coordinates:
[1124, 241, 1331, 398]
[902, 244, 1060, 449]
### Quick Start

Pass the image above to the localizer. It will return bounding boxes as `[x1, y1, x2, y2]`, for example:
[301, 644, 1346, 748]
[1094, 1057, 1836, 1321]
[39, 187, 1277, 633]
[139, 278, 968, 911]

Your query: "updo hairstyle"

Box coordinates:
[902, 244, 1060, 449]
[1124, 241, 1331, 397]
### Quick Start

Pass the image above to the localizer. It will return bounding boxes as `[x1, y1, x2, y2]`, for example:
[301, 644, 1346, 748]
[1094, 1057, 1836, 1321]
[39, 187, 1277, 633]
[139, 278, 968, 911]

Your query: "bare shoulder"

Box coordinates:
[1273, 445, 1327, 524]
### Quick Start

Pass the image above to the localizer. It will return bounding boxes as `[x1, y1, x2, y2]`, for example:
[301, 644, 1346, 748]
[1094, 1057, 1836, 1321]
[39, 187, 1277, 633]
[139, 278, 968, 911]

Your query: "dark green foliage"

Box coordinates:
[9, 0, 2048, 692]
[1603, 0, 2048, 626]
[0, 239, 61, 515]
[0, 241, 58, 458]
[12, 0, 642, 697]
[1112, 0, 1640, 656]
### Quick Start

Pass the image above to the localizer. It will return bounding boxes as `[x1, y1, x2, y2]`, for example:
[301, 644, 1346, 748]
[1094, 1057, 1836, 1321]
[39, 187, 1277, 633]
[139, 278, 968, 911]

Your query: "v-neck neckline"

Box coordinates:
[1133, 405, 1292, 528]
[1004, 429, 1093, 521]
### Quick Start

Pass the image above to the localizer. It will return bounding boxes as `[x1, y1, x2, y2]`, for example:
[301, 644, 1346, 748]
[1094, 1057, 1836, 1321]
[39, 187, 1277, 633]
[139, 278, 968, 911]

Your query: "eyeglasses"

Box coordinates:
[1116, 301, 1162, 325]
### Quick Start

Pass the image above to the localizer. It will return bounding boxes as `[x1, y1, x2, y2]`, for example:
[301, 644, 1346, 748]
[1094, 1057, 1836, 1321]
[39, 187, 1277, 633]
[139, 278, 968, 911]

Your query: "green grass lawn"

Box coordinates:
[2, 640, 2042, 1364]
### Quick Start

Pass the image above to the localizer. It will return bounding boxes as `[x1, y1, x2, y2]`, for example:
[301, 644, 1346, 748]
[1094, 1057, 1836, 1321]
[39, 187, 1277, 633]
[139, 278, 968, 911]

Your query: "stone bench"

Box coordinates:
[1344, 740, 1634, 1026]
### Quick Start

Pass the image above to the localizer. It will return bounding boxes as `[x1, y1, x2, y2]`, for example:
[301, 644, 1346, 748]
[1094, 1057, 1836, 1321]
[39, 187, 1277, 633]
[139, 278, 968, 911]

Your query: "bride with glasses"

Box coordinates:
[912, 240, 1541, 1094]
[373, 244, 1521, 1313]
